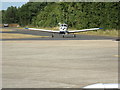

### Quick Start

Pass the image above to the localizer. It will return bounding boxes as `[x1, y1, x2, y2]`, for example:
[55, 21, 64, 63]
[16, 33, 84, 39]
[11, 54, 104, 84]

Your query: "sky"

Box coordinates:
[1, 0, 29, 10]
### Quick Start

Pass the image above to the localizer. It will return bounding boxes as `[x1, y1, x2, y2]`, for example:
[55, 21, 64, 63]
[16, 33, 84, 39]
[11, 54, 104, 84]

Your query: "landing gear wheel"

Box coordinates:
[52, 34, 54, 38]
[63, 35, 64, 38]
[73, 34, 76, 38]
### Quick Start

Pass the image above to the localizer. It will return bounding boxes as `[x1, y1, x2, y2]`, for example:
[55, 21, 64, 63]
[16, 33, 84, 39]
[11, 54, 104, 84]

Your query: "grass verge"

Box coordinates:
[77, 29, 118, 37]
[1, 28, 49, 39]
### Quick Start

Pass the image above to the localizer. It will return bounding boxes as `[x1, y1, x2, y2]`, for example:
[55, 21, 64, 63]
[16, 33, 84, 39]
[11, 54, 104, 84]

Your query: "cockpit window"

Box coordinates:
[61, 24, 67, 27]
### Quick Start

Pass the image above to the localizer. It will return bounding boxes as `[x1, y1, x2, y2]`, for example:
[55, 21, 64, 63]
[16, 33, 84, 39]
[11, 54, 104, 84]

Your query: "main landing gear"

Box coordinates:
[52, 34, 76, 38]
[52, 34, 54, 38]
[73, 34, 76, 38]
[63, 34, 76, 38]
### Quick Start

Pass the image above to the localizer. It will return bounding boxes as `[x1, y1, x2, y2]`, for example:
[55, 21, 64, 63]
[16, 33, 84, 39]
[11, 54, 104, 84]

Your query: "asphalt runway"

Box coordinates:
[2, 40, 118, 88]
[1, 27, 117, 41]
[2, 27, 118, 88]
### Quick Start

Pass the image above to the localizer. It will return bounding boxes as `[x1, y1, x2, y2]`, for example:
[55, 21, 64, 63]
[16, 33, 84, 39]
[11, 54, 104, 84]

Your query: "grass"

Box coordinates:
[77, 29, 118, 37]
[1, 33, 49, 39]
[0, 28, 13, 32]
[1, 28, 49, 39]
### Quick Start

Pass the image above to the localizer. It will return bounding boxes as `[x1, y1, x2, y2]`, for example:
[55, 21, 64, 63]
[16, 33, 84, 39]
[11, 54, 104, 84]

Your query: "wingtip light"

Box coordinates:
[25, 28, 29, 29]
[99, 28, 103, 29]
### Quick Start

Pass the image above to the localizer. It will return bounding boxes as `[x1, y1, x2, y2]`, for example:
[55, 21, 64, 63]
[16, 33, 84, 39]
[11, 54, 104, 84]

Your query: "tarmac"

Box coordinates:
[1, 28, 118, 88]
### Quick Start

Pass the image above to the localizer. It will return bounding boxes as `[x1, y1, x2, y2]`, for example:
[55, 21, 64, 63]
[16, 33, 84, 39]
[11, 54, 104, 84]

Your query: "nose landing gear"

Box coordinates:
[52, 34, 54, 38]
[52, 34, 76, 38]
[73, 34, 76, 38]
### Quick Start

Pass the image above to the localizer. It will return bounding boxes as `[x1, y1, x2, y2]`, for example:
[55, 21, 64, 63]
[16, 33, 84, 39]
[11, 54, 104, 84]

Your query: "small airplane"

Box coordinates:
[25, 23, 103, 38]
[83, 83, 119, 89]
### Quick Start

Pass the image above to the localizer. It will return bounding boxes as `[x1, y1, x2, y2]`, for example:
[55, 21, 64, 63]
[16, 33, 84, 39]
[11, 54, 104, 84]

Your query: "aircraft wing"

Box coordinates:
[68, 28, 103, 33]
[25, 28, 59, 33]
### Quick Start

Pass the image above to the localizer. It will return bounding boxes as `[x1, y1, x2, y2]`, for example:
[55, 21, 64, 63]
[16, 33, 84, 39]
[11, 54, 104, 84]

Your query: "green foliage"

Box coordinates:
[17, 2, 48, 26]
[2, 2, 119, 30]
[32, 2, 119, 30]
[2, 6, 18, 24]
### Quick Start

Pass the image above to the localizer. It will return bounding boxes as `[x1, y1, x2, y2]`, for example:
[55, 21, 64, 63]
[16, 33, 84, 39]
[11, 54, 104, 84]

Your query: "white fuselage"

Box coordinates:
[59, 24, 68, 34]
[59, 24, 68, 31]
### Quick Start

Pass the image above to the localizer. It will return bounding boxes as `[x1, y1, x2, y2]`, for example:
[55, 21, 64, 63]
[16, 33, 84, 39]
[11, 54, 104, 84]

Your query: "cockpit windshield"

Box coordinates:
[64, 25, 67, 27]
[61, 24, 67, 27]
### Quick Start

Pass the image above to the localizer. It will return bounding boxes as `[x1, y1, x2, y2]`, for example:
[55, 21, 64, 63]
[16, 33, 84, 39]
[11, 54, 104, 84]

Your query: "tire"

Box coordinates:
[52, 34, 54, 38]
[73, 34, 76, 38]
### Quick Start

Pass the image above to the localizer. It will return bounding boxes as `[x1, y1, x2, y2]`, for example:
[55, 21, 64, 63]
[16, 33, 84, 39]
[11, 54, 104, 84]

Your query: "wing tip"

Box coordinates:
[99, 28, 103, 29]
[25, 28, 29, 29]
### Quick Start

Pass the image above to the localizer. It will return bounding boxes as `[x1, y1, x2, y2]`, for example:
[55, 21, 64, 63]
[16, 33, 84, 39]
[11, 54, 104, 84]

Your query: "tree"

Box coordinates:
[2, 6, 18, 24]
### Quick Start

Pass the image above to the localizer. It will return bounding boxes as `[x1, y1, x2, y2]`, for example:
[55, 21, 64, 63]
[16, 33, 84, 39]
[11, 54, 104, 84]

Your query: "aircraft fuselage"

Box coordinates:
[59, 24, 68, 34]
[52, 23, 75, 37]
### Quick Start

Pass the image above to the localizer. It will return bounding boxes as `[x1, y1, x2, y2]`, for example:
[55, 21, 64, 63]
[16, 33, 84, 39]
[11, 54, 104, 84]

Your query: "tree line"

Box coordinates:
[2, 2, 120, 30]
